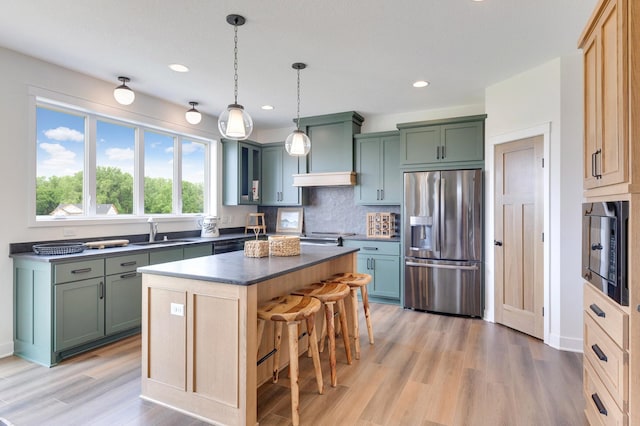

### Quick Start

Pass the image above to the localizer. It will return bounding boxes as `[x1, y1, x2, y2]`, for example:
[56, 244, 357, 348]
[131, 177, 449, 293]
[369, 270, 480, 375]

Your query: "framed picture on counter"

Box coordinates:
[276, 207, 303, 234]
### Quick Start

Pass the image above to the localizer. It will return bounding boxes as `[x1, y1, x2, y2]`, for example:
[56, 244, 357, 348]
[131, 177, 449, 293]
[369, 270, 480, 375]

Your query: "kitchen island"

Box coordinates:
[137, 245, 358, 425]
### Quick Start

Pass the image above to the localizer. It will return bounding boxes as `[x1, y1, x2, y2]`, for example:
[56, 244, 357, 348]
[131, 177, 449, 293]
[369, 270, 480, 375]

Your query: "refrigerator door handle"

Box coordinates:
[405, 261, 479, 271]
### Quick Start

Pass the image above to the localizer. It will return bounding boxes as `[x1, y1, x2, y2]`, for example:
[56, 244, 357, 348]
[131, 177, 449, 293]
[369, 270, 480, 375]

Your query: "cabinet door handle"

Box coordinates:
[441, 145, 446, 159]
[371, 258, 375, 269]
[71, 267, 92, 274]
[99, 281, 104, 300]
[120, 261, 137, 267]
[595, 149, 602, 179]
[591, 344, 607, 362]
[380, 189, 384, 200]
[436, 146, 440, 160]
[591, 393, 607, 416]
[589, 303, 606, 318]
[591, 151, 597, 178]
[363, 246, 379, 251]
[120, 272, 138, 279]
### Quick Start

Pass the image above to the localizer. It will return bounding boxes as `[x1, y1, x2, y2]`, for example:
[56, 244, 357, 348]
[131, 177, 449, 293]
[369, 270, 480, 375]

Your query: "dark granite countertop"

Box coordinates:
[10, 233, 254, 262]
[137, 245, 359, 286]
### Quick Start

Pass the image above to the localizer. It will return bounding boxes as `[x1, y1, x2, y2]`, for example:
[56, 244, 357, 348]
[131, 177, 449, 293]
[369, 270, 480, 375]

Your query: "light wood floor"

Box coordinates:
[0, 304, 585, 426]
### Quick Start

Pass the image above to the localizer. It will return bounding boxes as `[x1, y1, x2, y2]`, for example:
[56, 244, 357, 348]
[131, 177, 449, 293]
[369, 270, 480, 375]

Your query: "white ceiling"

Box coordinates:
[0, 0, 597, 130]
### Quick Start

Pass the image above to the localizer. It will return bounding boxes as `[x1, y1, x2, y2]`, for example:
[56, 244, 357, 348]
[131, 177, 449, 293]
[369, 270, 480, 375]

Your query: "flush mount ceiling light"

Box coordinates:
[185, 102, 202, 124]
[261, 105, 274, 110]
[113, 76, 135, 105]
[169, 63, 190, 72]
[285, 62, 311, 157]
[413, 80, 430, 88]
[218, 14, 253, 140]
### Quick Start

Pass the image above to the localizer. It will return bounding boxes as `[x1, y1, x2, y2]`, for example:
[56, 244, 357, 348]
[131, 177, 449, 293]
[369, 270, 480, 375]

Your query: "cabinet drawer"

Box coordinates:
[54, 259, 104, 284]
[343, 240, 399, 256]
[583, 283, 628, 349]
[584, 359, 628, 426]
[584, 314, 628, 408]
[106, 253, 149, 276]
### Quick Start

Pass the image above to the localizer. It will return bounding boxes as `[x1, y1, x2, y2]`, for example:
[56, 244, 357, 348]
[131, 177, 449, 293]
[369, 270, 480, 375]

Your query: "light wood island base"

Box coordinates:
[139, 247, 356, 425]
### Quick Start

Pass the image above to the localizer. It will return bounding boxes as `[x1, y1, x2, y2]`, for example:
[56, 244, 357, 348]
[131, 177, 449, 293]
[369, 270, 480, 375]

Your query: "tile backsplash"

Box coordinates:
[259, 187, 400, 235]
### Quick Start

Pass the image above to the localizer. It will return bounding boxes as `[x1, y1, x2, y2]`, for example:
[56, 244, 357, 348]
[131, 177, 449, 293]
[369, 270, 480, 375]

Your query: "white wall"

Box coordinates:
[0, 46, 255, 357]
[485, 54, 584, 352]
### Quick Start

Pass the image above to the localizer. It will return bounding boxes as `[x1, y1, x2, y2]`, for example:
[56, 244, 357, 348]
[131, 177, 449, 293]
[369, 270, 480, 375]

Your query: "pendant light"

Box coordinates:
[218, 14, 253, 140]
[285, 63, 311, 156]
[113, 76, 135, 105]
[185, 102, 202, 124]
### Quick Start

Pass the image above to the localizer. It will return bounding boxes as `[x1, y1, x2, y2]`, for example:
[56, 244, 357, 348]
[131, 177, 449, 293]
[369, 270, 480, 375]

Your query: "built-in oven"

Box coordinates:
[582, 201, 628, 306]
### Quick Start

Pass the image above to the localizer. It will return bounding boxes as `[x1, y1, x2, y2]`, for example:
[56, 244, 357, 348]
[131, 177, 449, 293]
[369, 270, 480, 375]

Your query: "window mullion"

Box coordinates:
[135, 128, 144, 215]
[85, 115, 97, 216]
[174, 136, 182, 214]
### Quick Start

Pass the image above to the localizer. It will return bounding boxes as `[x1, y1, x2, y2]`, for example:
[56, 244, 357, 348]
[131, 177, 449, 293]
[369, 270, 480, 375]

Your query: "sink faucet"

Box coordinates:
[148, 217, 158, 242]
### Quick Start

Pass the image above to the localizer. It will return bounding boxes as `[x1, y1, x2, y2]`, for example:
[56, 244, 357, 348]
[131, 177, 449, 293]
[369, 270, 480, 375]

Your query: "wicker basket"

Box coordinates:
[244, 240, 269, 258]
[268, 235, 300, 256]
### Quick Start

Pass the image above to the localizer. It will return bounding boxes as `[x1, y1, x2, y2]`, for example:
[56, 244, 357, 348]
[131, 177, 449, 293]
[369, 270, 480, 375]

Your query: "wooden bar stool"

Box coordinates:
[292, 282, 352, 387]
[326, 272, 374, 360]
[257, 294, 324, 426]
[245, 212, 266, 235]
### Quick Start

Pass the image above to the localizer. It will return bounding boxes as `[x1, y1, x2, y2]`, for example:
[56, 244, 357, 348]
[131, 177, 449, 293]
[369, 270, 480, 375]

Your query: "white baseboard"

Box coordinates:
[548, 332, 583, 353]
[0, 340, 14, 359]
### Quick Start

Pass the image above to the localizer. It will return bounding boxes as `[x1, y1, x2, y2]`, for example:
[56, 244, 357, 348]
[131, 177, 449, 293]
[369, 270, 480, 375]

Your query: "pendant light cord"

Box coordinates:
[296, 67, 301, 130]
[233, 23, 239, 105]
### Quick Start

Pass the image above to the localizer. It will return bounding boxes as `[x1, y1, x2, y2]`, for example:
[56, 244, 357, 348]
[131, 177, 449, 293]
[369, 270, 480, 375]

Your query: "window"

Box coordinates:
[35, 102, 212, 220]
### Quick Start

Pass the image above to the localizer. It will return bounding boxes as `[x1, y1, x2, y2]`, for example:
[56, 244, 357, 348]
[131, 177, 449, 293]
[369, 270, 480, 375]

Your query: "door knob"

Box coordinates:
[494, 240, 503, 247]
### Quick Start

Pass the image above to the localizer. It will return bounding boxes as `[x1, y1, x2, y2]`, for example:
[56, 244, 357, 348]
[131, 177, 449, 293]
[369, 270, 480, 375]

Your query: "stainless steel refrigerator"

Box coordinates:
[403, 169, 483, 317]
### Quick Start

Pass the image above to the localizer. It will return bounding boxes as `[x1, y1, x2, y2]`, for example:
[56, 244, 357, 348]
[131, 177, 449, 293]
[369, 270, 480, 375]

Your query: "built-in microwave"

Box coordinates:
[582, 201, 628, 306]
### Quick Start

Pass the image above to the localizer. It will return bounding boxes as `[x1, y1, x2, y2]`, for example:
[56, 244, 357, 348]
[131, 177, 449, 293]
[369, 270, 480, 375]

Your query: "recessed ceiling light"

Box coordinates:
[261, 105, 274, 110]
[413, 80, 430, 88]
[169, 63, 189, 73]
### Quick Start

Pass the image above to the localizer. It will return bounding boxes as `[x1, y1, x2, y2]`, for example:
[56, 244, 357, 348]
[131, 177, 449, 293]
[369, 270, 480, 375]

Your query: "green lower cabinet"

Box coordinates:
[149, 247, 183, 264]
[343, 240, 401, 304]
[183, 243, 213, 259]
[105, 272, 142, 335]
[54, 277, 105, 351]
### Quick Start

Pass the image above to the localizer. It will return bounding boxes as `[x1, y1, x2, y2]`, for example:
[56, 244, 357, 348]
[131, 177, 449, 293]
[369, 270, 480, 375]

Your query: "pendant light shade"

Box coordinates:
[219, 103, 253, 139]
[285, 63, 311, 156]
[285, 129, 311, 156]
[185, 102, 202, 124]
[113, 76, 135, 105]
[218, 14, 253, 140]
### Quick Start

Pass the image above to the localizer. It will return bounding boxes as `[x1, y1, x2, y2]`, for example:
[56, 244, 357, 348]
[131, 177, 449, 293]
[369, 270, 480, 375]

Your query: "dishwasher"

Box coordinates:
[213, 239, 246, 254]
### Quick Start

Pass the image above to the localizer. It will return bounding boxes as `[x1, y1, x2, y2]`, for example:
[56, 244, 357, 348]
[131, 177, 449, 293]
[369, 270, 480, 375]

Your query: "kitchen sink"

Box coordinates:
[131, 239, 195, 246]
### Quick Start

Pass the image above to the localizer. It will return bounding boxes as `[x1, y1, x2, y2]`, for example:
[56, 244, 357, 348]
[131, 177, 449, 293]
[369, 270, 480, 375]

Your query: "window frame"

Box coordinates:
[29, 90, 215, 226]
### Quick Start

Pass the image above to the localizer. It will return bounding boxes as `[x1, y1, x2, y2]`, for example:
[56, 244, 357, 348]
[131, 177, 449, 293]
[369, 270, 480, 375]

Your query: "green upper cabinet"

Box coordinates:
[296, 111, 364, 173]
[261, 143, 305, 206]
[397, 115, 486, 168]
[354, 131, 401, 205]
[222, 139, 262, 205]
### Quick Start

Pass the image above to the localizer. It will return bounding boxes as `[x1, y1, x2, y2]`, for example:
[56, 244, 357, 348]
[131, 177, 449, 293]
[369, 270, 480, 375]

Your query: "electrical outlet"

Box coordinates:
[170, 303, 184, 316]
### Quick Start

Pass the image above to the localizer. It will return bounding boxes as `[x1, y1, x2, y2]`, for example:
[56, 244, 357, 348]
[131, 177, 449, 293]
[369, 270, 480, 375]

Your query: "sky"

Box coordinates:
[36, 106, 206, 183]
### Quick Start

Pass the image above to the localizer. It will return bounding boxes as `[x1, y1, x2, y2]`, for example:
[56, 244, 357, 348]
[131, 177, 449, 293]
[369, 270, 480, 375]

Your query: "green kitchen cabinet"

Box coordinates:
[55, 277, 105, 351]
[354, 131, 401, 205]
[342, 240, 401, 303]
[261, 143, 304, 206]
[222, 138, 262, 205]
[296, 111, 364, 173]
[397, 115, 486, 168]
[105, 253, 148, 335]
[149, 247, 183, 264]
[183, 243, 213, 259]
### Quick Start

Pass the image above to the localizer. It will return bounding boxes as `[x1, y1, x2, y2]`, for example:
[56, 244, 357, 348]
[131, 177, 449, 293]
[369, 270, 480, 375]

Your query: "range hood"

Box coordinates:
[291, 111, 364, 188]
[292, 171, 356, 187]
